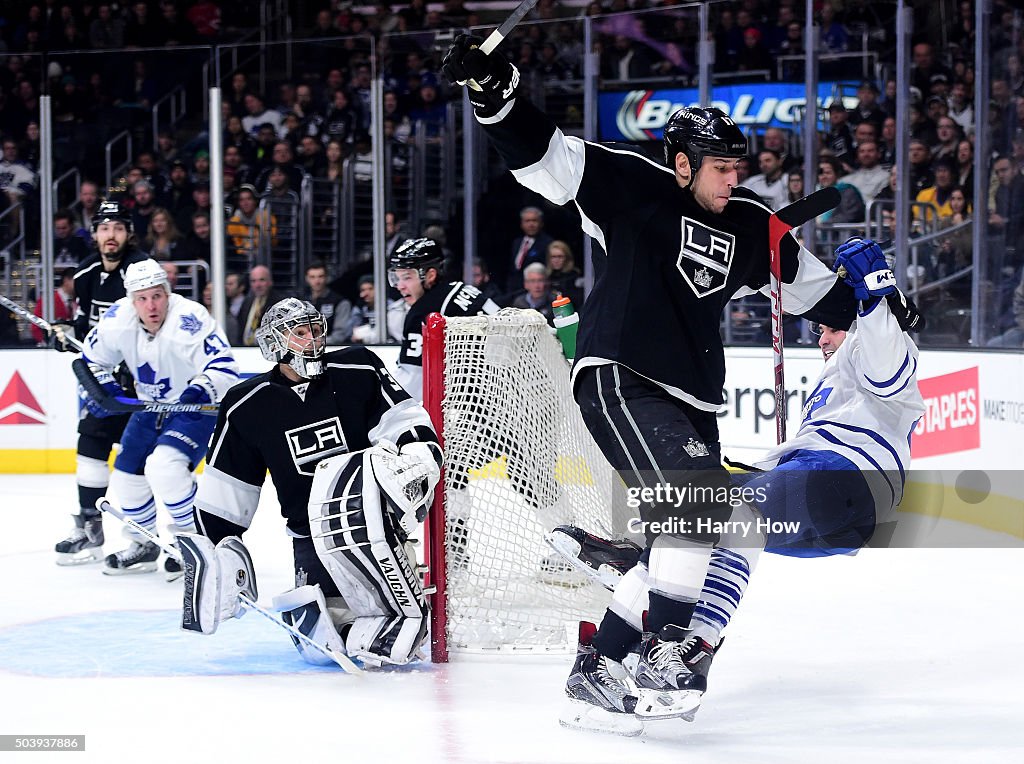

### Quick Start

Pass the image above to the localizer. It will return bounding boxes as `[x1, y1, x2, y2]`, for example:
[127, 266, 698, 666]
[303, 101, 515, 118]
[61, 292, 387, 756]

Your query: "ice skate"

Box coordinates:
[103, 540, 160, 575]
[630, 624, 711, 720]
[559, 622, 643, 737]
[545, 525, 642, 591]
[55, 514, 105, 566]
[163, 549, 183, 582]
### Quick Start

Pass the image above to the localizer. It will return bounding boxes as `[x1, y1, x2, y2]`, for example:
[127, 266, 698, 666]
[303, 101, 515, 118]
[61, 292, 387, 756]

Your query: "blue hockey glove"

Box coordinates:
[179, 384, 212, 406]
[84, 366, 123, 419]
[834, 237, 896, 303]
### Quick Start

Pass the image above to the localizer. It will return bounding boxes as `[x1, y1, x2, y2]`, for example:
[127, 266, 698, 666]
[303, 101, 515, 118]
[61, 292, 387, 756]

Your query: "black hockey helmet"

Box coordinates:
[388, 238, 445, 287]
[663, 107, 747, 184]
[91, 199, 134, 236]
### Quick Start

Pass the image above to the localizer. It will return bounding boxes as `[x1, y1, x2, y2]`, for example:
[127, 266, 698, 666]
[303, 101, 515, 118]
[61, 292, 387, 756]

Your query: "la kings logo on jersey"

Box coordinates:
[676, 217, 736, 298]
[285, 416, 349, 475]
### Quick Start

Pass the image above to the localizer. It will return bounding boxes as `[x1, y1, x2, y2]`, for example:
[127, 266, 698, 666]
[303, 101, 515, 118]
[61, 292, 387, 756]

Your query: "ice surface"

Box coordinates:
[2, 474, 1022, 763]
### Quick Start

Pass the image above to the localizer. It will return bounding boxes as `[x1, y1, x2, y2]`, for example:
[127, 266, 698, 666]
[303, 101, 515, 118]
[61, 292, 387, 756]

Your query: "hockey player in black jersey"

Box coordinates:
[444, 37, 857, 730]
[391, 237, 500, 401]
[177, 298, 444, 667]
[54, 200, 149, 566]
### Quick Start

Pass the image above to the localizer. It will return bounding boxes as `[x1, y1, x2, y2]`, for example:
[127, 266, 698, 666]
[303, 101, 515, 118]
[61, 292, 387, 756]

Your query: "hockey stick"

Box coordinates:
[0, 292, 84, 352]
[767, 186, 841, 445]
[72, 357, 220, 415]
[95, 498, 363, 675]
[465, 0, 540, 90]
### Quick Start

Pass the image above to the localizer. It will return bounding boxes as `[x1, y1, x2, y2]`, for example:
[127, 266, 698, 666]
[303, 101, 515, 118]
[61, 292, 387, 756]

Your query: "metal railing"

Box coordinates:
[104, 131, 133, 194]
[151, 85, 188, 151]
[51, 167, 81, 215]
[168, 259, 210, 303]
[0, 203, 27, 305]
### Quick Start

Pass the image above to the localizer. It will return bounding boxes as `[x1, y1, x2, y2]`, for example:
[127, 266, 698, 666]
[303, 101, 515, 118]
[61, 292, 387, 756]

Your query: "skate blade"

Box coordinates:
[558, 699, 643, 737]
[102, 562, 158, 576]
[544, 532, 614, 591]
[165, 569, 184, 583]
[55, 549, 104, 566]
[634, 688, 703, 720]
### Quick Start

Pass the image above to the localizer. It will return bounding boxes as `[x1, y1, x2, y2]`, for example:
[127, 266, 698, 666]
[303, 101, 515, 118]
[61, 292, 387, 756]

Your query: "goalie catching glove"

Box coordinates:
[442, 33, 521, 121]
[178, 533, 257, 635]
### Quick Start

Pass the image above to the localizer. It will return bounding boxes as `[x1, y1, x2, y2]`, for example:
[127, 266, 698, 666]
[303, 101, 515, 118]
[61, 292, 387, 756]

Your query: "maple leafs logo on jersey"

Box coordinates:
[676, 217, 735, 298]
[102, 304, 119, 320]
[179, 313, 202, 335]
[802, 382, 832, 422]
[136, 362, 172, 399]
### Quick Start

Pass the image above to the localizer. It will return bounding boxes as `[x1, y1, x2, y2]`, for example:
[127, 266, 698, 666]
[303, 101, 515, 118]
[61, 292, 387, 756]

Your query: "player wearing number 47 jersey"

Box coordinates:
[179, 298, 443, 667]
[443, 35, 863, 731]
[392, 238, 499, 402]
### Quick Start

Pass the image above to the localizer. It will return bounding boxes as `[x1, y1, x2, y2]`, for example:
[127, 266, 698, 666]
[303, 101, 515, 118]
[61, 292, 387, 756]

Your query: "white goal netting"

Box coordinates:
[430, 309, 620, 653]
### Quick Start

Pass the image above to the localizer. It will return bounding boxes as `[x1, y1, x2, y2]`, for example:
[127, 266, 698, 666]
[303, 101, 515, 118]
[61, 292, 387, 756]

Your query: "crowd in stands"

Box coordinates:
[1, 1, 1024, 349]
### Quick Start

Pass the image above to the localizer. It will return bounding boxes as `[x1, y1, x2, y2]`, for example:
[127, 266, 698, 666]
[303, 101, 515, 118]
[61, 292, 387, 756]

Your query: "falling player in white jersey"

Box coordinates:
[175, 299, 443, 667]
[79, 259, 238, 577]
[551, 237, 927, 733]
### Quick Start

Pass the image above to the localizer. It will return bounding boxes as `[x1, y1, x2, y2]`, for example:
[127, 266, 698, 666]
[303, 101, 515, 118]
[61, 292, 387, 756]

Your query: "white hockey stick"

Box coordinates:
[466, 0, 540, 90]
[95, 498, 363, 675]
[0, 292, 84, 351]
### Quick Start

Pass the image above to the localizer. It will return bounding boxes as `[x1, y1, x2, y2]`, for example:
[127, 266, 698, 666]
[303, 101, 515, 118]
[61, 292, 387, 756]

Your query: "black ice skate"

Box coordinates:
[103, 540, 160, 575]
[163, 550, 183, 582]
[559, 622, 643, 737]
[55, 514, 105, 566]
[630, 624, 712, 720]
[545, 525, 642, 591]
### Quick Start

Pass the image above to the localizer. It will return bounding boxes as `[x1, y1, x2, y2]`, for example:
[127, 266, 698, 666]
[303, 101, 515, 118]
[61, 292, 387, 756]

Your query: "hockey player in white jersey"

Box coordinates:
[79, 259, 238, 577]
[553, 238, 926, 732]
[176, 299, 443, 667]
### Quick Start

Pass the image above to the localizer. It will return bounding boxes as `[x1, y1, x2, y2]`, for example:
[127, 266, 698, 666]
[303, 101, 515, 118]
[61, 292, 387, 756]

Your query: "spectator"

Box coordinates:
[234, 264, 284, 346]
[32, 267, 77, 345]
[53, 209, 90, 266]
[823, 102, 854, 169]
[851, 121, 878, 158]
[175, 181, 213, 235]
[844, 141, 890, 204]
[761, 127, 800, 174]
[932, 117, 961, 161]
[320, 139, 345, 181]
[301, 262, 353, 344]
[508, 206, 553, 292]
[191, 149, 211, 187]
[156, 129, 180, 167]
[742, 149, 789, 210]
[786, 172, 805, 204]
[546, 240, 585, 308]
[226, 185, 277, 265]
[130, 180, 158, 238]
[989, 155, 1024, 253]
[816, 156, 865, 224]
[89, 3, 125, 49]
[879, 116, 898, 168]
[955, 139, 975, 203]
[225, 271, 246, 323]
[915, 157, 958, 227]
[817, 1, 848, 55]
[164, 159, 194, 219]
[124, 0, 162, 47]
[254, 141, 305, 193]
[187, 0, 222, 40]
[947, 79, 974, 134]
[161, 260, 180, 292]
[223, 143, 253, 186]
[911, 42, 952, 101]
[77, 180, 102, 239]
[409, 75, 447, 139]
[242, 92, 283, 137]
[176, 210, 212, 294]
[986, 271, 1024, 348]
[736, 27, 771, 74]
[849, 80, 886, 132]
[224, 114, 257, 165]
[471, 258, 503, 303]
[510, 263, 559, 324]
[323, 88, 359, 148]
[908, 139, 934, 195]
[296, 135, 326, 177]
[349, 275, 386, 344]
[136, 149, 170, 197]
[143, 207, 183, 260]
[0, 138, 37, 213]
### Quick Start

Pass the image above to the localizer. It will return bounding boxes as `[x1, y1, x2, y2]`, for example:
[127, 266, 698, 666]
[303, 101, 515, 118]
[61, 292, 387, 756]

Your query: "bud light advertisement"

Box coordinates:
[600, 83, 856, 141]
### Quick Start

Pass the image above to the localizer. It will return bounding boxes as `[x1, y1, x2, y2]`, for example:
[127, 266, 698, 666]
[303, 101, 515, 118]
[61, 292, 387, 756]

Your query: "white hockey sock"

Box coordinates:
[608, 564, 650, 633]
[646, 534, 713, 605]
[109, 470, 156, 539]
[144, 445, 198, 534]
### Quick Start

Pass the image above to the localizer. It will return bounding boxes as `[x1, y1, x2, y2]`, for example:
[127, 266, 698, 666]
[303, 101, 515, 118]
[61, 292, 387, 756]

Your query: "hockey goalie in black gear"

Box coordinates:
[390, 237, 500, 402]
[445, 34, 858, 728]
[55, 200, 149, 566]
[179, 298, 442, 667]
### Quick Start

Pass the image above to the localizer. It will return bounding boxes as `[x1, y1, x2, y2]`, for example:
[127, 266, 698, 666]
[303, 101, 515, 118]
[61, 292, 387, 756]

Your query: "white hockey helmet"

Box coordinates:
[123, 259, 170, 295]
[256, 298, 328, 379]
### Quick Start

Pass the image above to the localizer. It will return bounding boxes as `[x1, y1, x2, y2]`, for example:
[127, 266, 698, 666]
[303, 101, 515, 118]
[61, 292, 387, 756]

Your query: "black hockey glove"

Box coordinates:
[442, 34, 520, 120]
[885, 288, 925, 333]
[50, 322, 77, 352]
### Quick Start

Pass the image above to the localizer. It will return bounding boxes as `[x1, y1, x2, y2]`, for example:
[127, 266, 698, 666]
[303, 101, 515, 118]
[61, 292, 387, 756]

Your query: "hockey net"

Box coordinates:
[423, 309, 618, 662]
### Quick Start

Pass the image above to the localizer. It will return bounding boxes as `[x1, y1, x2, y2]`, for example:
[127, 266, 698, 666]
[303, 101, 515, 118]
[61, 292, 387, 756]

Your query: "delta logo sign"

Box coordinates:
[0, 371, 46, 425]
[911, 367, 980, 458]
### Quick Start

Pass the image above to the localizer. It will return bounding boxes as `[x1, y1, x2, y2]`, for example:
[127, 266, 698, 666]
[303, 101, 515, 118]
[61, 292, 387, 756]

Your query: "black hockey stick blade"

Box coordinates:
[773, 186, 841, 229]
[72, 358, 219, 415]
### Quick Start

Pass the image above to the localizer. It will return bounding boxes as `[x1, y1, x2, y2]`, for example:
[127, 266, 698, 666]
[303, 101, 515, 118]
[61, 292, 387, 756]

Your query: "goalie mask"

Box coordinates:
[256, 298, 328, 379]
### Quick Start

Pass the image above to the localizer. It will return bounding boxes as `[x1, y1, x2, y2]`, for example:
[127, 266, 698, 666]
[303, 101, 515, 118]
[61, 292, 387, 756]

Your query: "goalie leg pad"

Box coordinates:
[272, 584, 350, 666]
[179, 533, 257, 635]
[345, 615, 427, 666]
[308, 449, 428, 663]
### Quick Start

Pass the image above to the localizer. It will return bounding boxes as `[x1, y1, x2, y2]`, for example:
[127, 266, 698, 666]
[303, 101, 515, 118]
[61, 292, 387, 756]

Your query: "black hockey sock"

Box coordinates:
[79, 485, 106, 519]
[646, 591, 697, 636]
[592, 610, 641, 663]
